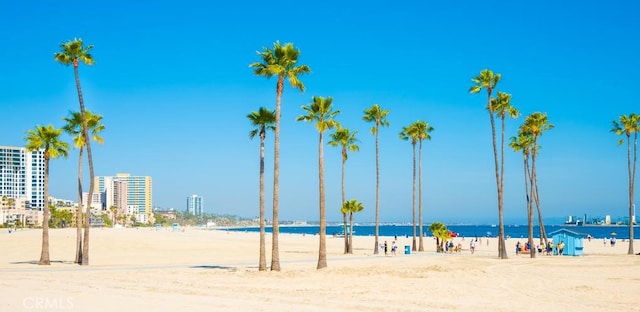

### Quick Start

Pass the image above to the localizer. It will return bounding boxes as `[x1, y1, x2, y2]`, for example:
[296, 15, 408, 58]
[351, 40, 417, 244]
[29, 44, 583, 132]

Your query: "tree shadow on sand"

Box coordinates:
[10, 260, 75, 265]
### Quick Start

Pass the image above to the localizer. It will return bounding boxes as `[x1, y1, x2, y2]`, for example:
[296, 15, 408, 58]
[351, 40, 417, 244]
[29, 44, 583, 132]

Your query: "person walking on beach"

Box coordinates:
[384, 241, 388, 256]
[391, 241, 397, 256]
[470, 240, 476, 254]
[558, 241, 565, 255]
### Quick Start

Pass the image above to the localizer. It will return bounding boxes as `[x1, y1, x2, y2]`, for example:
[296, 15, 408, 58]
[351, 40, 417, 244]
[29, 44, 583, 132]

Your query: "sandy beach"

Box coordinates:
[1, 227, 639, 311]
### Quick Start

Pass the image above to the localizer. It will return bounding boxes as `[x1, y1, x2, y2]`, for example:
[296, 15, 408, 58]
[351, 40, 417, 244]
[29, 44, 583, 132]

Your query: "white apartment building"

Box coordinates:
[187, 194, 204, 216]
[0, 146, 45, 211]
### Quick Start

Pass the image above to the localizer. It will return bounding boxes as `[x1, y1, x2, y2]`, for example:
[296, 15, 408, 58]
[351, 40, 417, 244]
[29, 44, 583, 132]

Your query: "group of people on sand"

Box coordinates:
[382, 240, 398, 256]
[516, 240, 564, 255]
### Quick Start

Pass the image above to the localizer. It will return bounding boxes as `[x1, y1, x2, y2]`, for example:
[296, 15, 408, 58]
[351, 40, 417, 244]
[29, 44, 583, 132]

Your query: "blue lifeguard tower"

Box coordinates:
[548, 228, 584, 256]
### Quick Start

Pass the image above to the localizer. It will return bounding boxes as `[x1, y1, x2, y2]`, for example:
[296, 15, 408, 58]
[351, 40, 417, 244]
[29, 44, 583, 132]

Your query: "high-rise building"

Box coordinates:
[95, 173, 152, 222]
[0, 146, 45, 210]
[187, 194, 203, 216]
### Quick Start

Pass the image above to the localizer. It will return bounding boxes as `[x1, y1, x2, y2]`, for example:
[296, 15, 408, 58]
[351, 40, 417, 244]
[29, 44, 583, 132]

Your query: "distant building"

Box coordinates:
[187, 194, 203, 216]
[95, 173, 152, 223]
[0, 146, 45, 211]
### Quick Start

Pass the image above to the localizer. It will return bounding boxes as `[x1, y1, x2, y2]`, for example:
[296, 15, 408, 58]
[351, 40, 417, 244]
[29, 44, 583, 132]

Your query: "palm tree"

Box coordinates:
[109, 205, 118, 227]
[363, 104, 390, 254]
[62, 110, 105, 264]
[25, 125, 69, 265]
[344, 199, 365, 253]
[521, 112, 554, 258]
[296, 96, 340, 269]
[469, 69, 508, 259]
[329, 126, 359, 253]
[428, 222, 449, 253]
[247, 107, 276, 271]
[611, 113, 639, 255]
[415, 121, 434, 252]
[399, 123, 419, 252]
[250, 41, 310, 271]
[510, 131, 547, 246]
[55, 38, 96, 266]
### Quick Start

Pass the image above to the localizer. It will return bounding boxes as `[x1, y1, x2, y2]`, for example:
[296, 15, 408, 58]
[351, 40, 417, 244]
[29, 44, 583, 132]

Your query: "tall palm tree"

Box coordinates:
[55, 38, 96, 266]
[521, 112, 554, 258]
[25, 125, 69, 265]
[250, 41, 310, 271]
[611, 113, 639, 255]
[469, 69, 508, 259]
[510, 131, 547, 246]
[296, 96, 340, 269]
[363, 104, 390, 254]
[415, 121, 434, 252]
[247, 107, 276, 271]
[344, 199, 365, 253]
[62, 110, 105, 264]
[329, 126, 359, 253]
[399, 123, 419, 251]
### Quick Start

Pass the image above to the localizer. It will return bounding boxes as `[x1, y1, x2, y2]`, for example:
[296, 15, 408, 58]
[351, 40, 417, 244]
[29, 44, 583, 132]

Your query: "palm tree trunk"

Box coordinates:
[39, 155, 51, 265]
[418, 140, 424, 252]
[258, 136, 267, 271]
[73, 61, 93, 266]
[75, 147, 84, 264]
[271, 75, 284, 271]
[373, 124, 380, 255]
[342, 155, 348, 254]
[628, 134, 636, 255]
[528, 138, 539, 258]
[533, 177, 548, 246]
[499, 115, 507, 257]
[411, 143, 417, 252]
[349, 213, 354, 253]
[317, 132, 327, 269]
[487, 91, 507, 259]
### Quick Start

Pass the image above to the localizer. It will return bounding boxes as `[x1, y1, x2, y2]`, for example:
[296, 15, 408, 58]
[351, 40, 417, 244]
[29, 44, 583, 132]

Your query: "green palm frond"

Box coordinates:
[25, 125, 69, 160]
[297, 96, 340, 134]
[54, 38, 94, 66]
[247, 107, 276, 140]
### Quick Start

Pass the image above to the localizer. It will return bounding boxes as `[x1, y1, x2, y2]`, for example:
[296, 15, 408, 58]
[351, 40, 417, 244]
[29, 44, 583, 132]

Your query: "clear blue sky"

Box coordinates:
[1, 0, 638, 224]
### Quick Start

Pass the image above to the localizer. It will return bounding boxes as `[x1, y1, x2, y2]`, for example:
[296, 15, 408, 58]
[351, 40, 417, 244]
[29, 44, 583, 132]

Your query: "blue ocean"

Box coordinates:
[228, 224, 638, 240]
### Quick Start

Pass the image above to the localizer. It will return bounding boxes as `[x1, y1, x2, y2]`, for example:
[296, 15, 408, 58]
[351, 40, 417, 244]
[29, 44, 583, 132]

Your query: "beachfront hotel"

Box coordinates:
[186, 194, 203, 216]
[95, 173, 152, 223]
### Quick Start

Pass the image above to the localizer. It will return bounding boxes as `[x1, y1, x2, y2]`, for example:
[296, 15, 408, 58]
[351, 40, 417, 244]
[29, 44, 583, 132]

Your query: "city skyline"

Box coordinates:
[1, 1, 639, 224]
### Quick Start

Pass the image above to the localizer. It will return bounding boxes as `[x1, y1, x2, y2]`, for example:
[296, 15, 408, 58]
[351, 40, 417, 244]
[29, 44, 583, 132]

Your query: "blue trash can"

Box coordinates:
[404, 245, 411, 255]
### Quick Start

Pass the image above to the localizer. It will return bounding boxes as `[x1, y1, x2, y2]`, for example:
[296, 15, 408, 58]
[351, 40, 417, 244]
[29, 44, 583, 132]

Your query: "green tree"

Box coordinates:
[25, 124, 69, 265]
[55, 38, 96, 266]
[62, 110, 105, 264]
[343, 199, 365, 253]
[428, 222, 449, 253]
[247, 107, 276, 271]
[363, 104, 390, 254]
[469, 69, 508, 259]
[250, 41, 310, 271]
[49, 206, 73, 228]
[329, 126, 359, 253]
[611, 113, 639, 255]
[399, 123, 419, 252]
[297, 96, 340, 269]
[414, 121, 434, 252]
[521, 112, 554, 258]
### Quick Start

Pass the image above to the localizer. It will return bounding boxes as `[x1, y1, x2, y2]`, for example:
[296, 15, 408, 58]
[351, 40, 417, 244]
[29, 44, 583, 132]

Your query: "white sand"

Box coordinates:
[0, 227, 638, 311]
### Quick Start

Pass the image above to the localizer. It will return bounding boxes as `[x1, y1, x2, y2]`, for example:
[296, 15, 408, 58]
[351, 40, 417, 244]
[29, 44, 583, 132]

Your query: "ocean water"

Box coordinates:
[227, 224, 638, 240]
